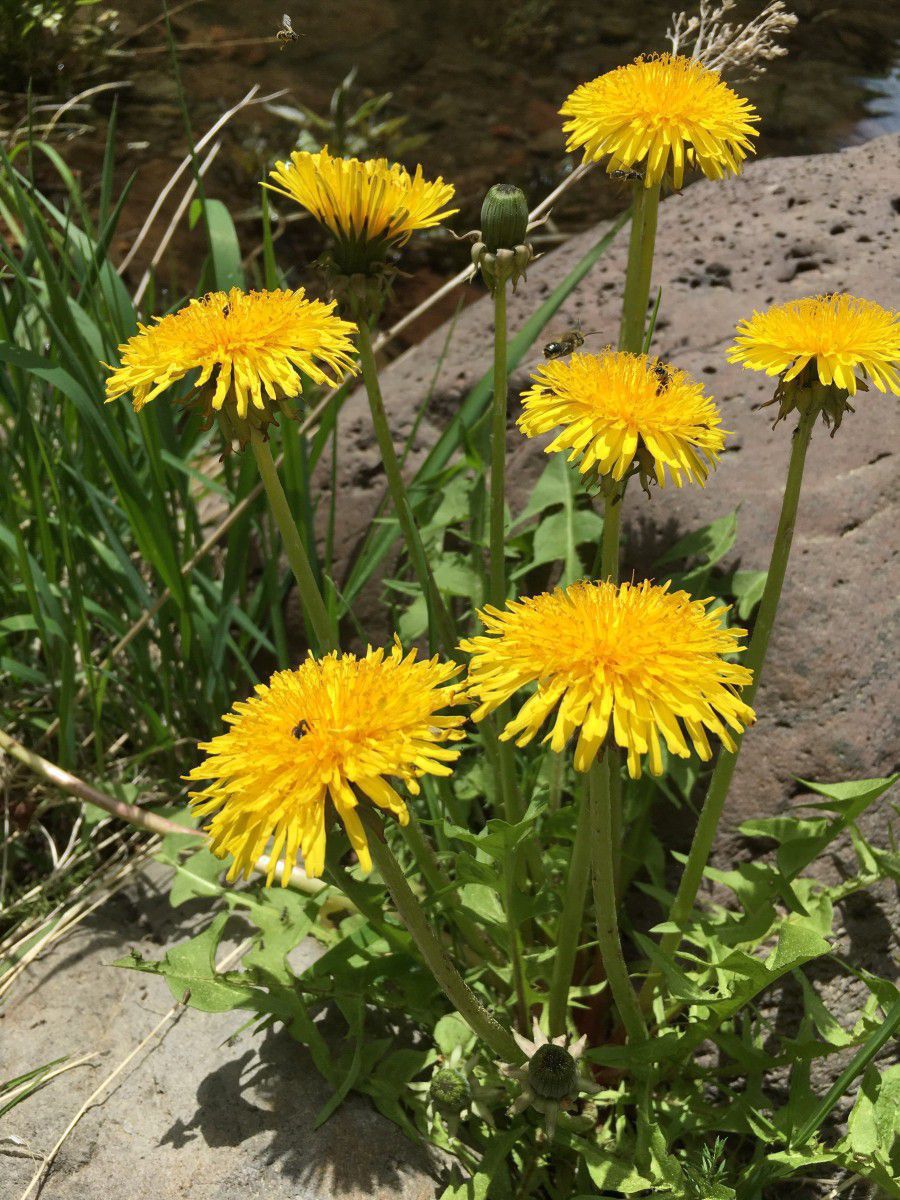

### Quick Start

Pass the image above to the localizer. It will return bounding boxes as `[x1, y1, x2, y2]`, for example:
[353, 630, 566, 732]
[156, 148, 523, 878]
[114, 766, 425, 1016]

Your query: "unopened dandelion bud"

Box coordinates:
[429, 1067, 472, 1113]
[469, 184, 535, 293]
[527, 1043, 578, 1101]
[498, 1019, 600, 1137]
[480, 183, 529, 253]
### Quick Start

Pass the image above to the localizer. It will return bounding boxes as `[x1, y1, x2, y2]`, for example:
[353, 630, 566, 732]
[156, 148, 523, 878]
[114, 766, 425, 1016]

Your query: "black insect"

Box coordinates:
[292, 719, 309, 739]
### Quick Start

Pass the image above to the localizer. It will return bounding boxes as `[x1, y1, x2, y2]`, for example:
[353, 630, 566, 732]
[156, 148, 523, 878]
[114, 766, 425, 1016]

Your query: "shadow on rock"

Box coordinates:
[161, 1025, 435, 1196]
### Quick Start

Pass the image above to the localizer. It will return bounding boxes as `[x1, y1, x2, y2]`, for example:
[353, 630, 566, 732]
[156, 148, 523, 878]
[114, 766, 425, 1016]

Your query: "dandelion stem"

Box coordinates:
[611, 180, 660, 899]
[356, 322, 456, 657]
[599, 477, 625, 892]
[361, 809, 521, 1062]
[588, 754, 647, 1045]
[400, 813, 503, 965]
[548, 773, 592, 1037]
[251, 435, 336, 653]
[644, 401, 818, 1006]
[504, 850, 530, 1034]
[619, 179, 661, 354]
[486, 280, 526, 832]
[489, 281, 509, 608]
[600, 484, 623, 584]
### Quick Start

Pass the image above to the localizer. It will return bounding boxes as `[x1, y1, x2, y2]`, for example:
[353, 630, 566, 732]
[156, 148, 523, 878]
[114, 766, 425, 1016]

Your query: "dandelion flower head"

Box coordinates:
[265, 147, 457, 273]
[461, 579, 754, 779]
[188, 643, 465, 883]
[560, 54, 759, 188]
[519, 350, 725, 489]
[105, 288, 358, 446]
[728, 293, 899, 397]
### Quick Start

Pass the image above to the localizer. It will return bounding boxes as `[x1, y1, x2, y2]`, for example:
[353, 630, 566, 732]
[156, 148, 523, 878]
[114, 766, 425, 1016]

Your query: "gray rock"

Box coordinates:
[0, 867, 440, 1200]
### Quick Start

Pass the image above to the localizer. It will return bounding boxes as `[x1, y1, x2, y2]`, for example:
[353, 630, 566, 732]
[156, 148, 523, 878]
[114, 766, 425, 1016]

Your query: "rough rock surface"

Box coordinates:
[3, 136, 897, 1199]
[0, 866, 440, 1199]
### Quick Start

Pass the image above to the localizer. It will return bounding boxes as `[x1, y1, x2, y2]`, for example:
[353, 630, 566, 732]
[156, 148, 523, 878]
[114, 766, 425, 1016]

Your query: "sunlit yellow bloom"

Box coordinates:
[519, 351, 725, 488]
[188, 643, 465, 883]
[728, 294, 900, 396]
[461, 580, 754, 779]
[265, 147, 457, 272]
[561, 54, 759, 188]
[105, 288, 358, 445]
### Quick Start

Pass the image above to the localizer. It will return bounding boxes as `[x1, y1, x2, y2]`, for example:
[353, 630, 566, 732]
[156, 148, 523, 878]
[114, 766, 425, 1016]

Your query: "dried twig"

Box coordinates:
[118, 85, 287, 275]
[667, 0, 797, 79]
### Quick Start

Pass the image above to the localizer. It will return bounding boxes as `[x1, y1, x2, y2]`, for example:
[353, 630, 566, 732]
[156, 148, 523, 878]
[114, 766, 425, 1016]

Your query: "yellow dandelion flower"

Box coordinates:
[187, 643, 465, 884]
[519, 350, 725, 488]
[105, 288, 358, 445]
[264, 146, 457, 273]
[728, 293, 900, 397]
[461, 580, 754, 779]
[560, 54, 759, 188]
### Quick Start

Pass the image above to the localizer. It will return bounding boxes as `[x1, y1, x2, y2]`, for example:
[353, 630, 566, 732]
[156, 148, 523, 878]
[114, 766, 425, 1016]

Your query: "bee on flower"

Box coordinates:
[187, 642, 466, 883]
[519, 349, 726, 493]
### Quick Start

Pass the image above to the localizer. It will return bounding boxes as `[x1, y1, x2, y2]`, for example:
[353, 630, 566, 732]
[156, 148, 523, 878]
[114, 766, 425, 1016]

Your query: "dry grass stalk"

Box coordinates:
[667, 0, 798, 79]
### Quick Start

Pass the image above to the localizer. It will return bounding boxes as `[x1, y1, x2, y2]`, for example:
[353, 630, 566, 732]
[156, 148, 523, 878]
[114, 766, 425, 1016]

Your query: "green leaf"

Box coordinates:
[765, 914, 832, 975]
[458, 883, 506, 931]
[658, 510, 737, 572]
[730, 568, 767, 619]
[445, 794, 546, 862]
[165, 846, 226, 907]
[798, 773, 898, 816]
[439, 1128, 520, 1200]
[115, 914, 262, 1013]
[192, 198, 246, 291]
[433, 1012, 474, 1055]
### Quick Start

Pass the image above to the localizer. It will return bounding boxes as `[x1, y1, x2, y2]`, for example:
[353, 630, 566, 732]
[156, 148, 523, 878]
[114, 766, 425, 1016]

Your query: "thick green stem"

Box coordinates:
[644, 404, 818, 1005]
[361, 809, 521, 1061]
[618, 179, 661, 354]
[547, 774, 592, 1037]
[600, 484, 623, 584]
[600, 480, 625, 890]
[251, 435, 336, 653]
[356, 323, 456, 657]
[489, 282, 509, 608]
[504, 860, 530, 1033]
[588, 754, 647, 1045]
[400, 814, 502, 965]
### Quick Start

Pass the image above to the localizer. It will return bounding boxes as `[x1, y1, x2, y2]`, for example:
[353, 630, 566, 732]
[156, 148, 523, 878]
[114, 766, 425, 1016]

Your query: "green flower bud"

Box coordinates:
[526, 1043, 578, 1101]
[480, 184, 529, 253]
[429, 1066, 472, 1113]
